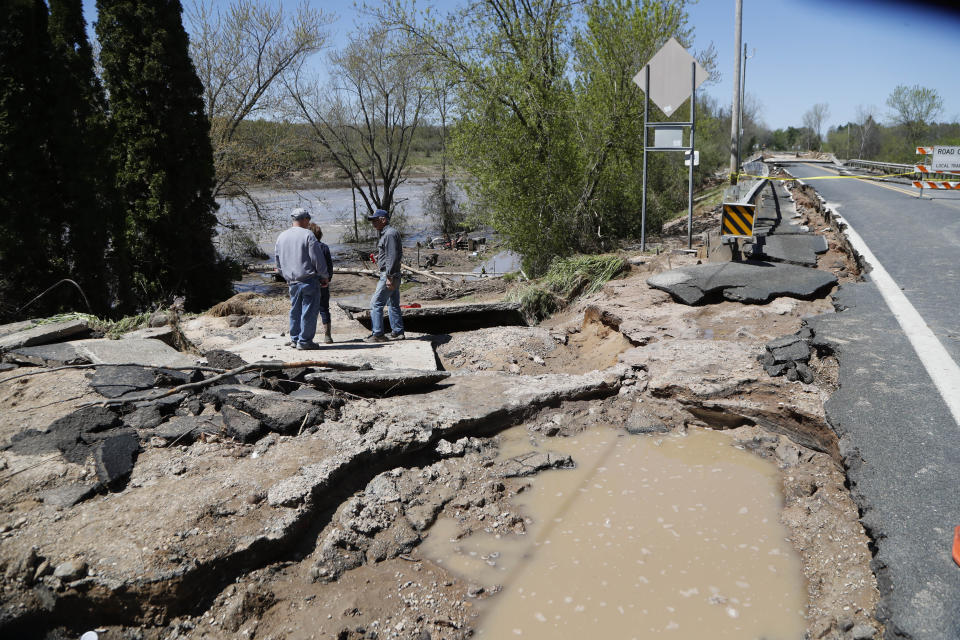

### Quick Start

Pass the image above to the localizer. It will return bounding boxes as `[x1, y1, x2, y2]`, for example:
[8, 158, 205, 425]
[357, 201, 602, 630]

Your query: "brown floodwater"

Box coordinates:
[420, 425, 806, 639]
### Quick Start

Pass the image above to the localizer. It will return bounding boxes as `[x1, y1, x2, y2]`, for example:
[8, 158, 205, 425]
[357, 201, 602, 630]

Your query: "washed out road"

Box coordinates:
[783, 161, 960, 639]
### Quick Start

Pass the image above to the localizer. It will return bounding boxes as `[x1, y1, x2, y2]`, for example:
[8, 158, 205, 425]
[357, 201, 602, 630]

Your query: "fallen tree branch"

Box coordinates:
[419, 270, 504, 278]
[333, 267, 379, 277]
[0, 363, 223, 385]
[401, 262, 452, 284]
[78, 359, 372, 408]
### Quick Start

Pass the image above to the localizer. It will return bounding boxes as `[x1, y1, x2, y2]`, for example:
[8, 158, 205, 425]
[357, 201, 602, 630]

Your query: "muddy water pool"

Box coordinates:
[420, 425, 806, 639]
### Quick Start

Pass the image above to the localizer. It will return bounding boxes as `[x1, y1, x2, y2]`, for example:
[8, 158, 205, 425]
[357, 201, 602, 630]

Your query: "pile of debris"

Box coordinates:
[758, 327, 815, 383]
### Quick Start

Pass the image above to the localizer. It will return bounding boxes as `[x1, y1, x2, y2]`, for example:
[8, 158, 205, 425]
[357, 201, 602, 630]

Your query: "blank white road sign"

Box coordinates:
[654, 127, 684, 148]
[932, 146, 960, 172]
[634, 38, 708, 117]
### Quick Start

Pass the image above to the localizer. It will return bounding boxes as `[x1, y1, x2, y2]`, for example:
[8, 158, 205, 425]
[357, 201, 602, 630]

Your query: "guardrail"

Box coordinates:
[843, 158, 956, 182]
[843, 158, 912, 175]
[724, 159, 769, 204]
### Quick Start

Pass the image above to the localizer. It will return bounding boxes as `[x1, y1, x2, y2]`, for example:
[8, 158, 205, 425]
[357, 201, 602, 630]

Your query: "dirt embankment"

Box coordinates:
[0, 180, 881, 640]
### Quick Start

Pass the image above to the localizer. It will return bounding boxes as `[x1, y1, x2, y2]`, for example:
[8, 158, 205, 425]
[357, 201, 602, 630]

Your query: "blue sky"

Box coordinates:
[82, 0, 960, 134]
[686, 0, 960, 131]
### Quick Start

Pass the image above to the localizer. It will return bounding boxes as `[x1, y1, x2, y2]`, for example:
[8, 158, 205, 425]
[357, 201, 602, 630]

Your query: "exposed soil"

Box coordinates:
[0, 179, 882, 640]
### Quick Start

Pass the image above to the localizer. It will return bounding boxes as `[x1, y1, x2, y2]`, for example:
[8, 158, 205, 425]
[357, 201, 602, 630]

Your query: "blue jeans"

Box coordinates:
[370, 273, 404, 336]
[289, 278, 320, 344]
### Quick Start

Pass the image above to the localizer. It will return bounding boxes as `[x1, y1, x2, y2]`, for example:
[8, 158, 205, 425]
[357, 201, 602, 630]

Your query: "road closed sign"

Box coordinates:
[932, 146, 960, 171]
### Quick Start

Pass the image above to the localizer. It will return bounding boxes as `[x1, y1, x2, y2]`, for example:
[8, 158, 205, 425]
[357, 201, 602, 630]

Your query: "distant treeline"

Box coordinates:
[752, 121, 960, 163]
[822, 121, 960, 163]
[220, 120, 450, 187]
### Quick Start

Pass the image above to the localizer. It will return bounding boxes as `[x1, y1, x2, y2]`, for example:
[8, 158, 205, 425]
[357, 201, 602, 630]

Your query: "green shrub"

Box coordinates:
[513, 253, 628, 322]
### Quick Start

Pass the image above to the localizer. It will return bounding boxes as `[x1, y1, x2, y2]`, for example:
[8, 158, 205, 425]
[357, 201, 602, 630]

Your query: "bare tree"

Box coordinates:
[802, 103, 830, 150]
[853, 104, 878, 159]
[285, 27, 428, 217]
[186, 0, 332, 218]
[886, 84, 943, 143]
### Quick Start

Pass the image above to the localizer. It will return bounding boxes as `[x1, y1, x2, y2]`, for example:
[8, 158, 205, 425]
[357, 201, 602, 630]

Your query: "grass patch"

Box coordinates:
[665, 183, 727, 223]
[513, 254, 629, 323]
[30, 310, 154, 339]
[103, 312, 153, 339]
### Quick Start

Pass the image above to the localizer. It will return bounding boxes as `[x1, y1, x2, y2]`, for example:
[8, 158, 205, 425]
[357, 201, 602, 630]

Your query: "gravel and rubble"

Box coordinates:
[0, 181, 885, 639]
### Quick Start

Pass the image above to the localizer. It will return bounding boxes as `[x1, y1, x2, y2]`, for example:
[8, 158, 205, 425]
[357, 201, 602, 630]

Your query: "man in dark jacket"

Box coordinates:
[364, 209, 405, 342]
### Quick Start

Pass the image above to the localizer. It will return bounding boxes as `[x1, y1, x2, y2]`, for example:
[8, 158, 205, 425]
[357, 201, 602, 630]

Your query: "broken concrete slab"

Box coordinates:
[93, 433, 139, 489]
[220, 406, 263, 443]
[152, 415, 224, 445]
[4, 405, 121, 463]
[226, 335, 438, 372]
[620, 340, 833, 455]
[338, 301, 527, 333]
[8, 337, 200, 369]
[0, 319, 38, 340]
[620, 341, 762, 398]
[2, 342, 91, 367]
[744, 235, 828, 267]
[201, 385, 320, 435]
[646, 260, 837, 305]
[766, 334, 811, 363]
[200, 383, 275, 405]
[70, 338, 199, 368]
[304, 369, 450, 394]
[87, 365, 196, 398]
[120, 326, 178, 347]
[0, 319, 91, 352]
[121, 405, 166, 430]
[232, 394, 320, 435]
[39, 483, 100, 509]
[268, 366, 626, 508]
[288, 387, 342, 407]
[203, 349, 248, 370]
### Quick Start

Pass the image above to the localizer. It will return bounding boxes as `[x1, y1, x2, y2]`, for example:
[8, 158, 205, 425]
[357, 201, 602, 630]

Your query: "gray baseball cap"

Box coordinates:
[290, 207, 311, 220]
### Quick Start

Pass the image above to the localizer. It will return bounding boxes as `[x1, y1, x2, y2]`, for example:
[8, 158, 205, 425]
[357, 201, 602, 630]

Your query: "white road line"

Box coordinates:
[827, 209, 960, 426]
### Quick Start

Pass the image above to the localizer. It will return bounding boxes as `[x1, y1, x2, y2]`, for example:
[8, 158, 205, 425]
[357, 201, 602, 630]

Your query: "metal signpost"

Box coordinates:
[634, 38, 708, 251]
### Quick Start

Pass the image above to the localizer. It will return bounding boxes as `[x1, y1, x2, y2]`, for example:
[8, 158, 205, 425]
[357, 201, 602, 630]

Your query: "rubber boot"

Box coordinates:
[322, 323, 333, 344]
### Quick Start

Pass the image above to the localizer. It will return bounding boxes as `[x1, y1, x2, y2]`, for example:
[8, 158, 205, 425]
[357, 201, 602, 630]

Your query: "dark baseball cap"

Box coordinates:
[366, 208, 389, 220]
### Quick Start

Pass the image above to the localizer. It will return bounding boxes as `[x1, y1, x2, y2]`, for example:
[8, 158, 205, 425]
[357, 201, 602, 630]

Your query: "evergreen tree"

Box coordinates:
[47, 0, 115, 314]
[0, 0, 63, 320]
[96, 0, 234, 312]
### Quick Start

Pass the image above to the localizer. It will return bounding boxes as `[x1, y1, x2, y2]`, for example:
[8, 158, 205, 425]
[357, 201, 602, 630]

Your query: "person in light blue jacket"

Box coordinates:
[275, 208, 329, 350]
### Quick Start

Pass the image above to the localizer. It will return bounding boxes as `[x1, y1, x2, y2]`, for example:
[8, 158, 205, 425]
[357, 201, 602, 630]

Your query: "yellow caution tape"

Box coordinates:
[737, 170, 918, 181]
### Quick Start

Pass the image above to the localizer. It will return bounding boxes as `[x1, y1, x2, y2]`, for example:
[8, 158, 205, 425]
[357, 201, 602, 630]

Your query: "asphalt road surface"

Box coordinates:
[783, 161, 960, 640]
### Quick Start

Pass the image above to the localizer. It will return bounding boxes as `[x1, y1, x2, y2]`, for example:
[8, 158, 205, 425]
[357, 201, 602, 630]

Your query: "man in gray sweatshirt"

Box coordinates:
[275, 208, 330, 349]
[365, 208, 405, 342]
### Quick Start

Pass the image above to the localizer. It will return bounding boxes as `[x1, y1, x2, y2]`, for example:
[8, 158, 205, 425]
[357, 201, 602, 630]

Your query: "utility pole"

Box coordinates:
[737, 43, 755, 169]
[729, 0, 743, 184]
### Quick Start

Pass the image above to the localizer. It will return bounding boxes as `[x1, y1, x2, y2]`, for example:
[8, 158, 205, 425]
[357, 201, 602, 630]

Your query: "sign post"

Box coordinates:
[634, 38, 708, 251]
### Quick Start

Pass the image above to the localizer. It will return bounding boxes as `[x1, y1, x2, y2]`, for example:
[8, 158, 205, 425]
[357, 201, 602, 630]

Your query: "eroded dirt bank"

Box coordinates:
[0, 183, 882, 639]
